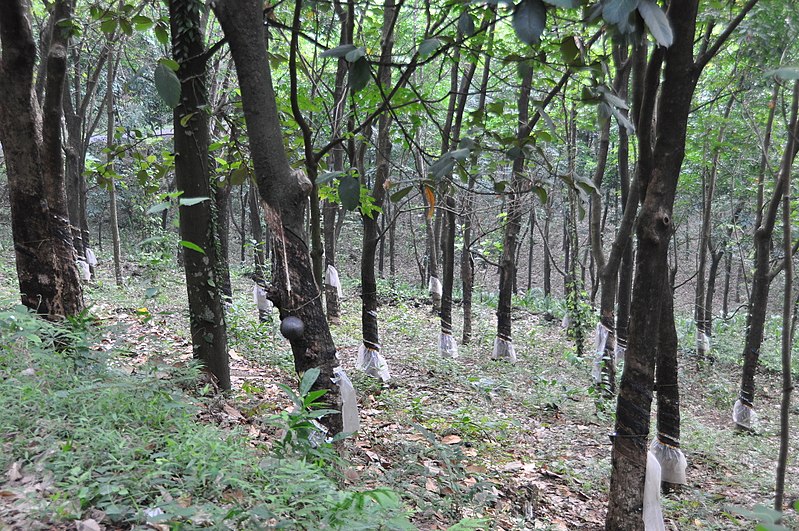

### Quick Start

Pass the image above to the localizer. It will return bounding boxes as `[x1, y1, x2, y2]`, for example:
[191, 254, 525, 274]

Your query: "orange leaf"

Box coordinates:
[423, 185, 436, 219]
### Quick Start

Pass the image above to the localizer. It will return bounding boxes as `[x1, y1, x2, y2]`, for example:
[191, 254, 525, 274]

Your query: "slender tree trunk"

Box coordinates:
[495, 65, 533, 361]
[695, 94, 734, 357]
[213, 0, 343, 432]
[360, 0, 397, 375]
[170, 0, 230, 389]
[106, 42, 123, 286]
[738, 81, 799, 427]
[439, 196, 457, 356]
[215, 182, 233, 299]
[775, 145, 794, 512]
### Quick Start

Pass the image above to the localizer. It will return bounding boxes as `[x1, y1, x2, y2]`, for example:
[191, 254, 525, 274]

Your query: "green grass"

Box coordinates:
[0, 305, 411, 529]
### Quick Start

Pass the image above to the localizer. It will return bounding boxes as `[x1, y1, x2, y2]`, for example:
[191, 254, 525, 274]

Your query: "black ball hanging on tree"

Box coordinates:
[280, 315, 305, 340]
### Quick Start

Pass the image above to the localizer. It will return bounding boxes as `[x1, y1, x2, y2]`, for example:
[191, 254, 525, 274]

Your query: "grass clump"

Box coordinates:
[0, 305, 411, 529]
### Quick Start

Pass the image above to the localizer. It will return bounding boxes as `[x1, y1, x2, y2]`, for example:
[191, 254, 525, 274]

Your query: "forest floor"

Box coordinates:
[0, 258, 797, 530]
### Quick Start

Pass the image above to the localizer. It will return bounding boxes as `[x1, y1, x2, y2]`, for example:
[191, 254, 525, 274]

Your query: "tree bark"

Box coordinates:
[738, 81, 799, 423]
[607, 2, 702, 526]
[360, 0, 397, 367]
[213, 0, 343, 433]
[170, 0, 231, 390]
[0, 0, 84, 318]
[495, 65, 533, 352]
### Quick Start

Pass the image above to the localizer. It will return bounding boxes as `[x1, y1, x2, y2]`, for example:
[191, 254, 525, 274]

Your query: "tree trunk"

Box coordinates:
[105, 42, 123, 286]
[607, 2, 704, 526]
[695, 94, 735, 357]
[775, 126, 794, 511]
[439, 196, 457, 357]
[0, 0, 84, 318]
[494, 65, 533, 362]
[170, 0, 230, 390]
[360, 0, 397, 376]
[737, 81, 799, 427]
[213, 0, 343, 433]
[215, 182, 233, 299]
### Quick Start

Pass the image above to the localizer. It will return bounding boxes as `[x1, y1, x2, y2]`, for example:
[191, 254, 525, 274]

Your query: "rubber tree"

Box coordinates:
[736, 79, 799, 430]
[169, 0, 231, 390]
[0, 0, 85, 318]
[494, 63, 534, 363]
[359, 0, 398, 378]
[589, 41, 640, 396]
[212, 0, 344, 433]
[322, 0, 354, 325]
[605, 1, 758, 528]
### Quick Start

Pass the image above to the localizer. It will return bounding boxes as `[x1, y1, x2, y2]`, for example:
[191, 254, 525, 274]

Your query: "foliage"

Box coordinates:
[0, 306, 410, 528]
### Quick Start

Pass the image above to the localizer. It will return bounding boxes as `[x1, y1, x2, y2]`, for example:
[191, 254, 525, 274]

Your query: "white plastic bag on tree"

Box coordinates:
[356, 343, 391, 382]
[428, 276, 442, 297]
[492, 336, 517, 363]
[325, 264, 344, 298]
[644, 450, 666, 531]
[733, 398, 757, 430]
[85, 248, 98, 267]
[332, 367, 359, 434]
[76, 260, 91, 282]
[615, 340, 626, 366]
[591, 322, 610, 384]
[696, 329, 711, 356]
[650, 437, 687, 485]
[252, 285, 273, 312]
[439, 331, 459, 358]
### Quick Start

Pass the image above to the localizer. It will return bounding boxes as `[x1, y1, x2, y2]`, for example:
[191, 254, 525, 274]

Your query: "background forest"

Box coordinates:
[1, 0, 799, 529]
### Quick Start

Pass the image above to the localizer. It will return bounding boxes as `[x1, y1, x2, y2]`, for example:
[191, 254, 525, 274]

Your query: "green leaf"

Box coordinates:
[145, 287, 160, 298]
[601, 0, 639, 24]
[147, 202, 170, 214]
[344, 47, 366, 63]
[349, 57, 371, 93]
[418, 38, 441, 59]
[154, 24, 169, 45]
[321, 43, 357, 58]
[560, 36, 582, 66]
[132, 15, 153, 31]
[154, 63, 181, 109]
[159, 58, 180, 72]
[179, 112, 197, 127]
[300, 367, 321, 396]
[100, 17, 117, 34]
[317, 171, 345, 185]
[179, 196, 210, 206]
[339, 176, 361, 210]
[119, 18, 132, 36]
[638, 0, 673, 47]
[766, 66, 799, 80]
[390, 185, 414, 203]
[458, 11, 475, 36]
[229, 167, 248, 186]
[179, 240, 205, 254]
[429, 154, 455, 180]
[542, 0, 578, 6]
[533, 185, 548, 205]
[512, 0, 547, 46]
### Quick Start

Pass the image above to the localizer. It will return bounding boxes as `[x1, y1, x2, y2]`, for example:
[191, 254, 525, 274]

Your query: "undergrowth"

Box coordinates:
[0, 305, 411, 529]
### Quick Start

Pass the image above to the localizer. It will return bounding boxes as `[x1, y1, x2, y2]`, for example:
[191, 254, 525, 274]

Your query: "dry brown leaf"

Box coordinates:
[502, 461, 524, 471]
[222, 404, 244, 420]
[465, 464, 486, 474]
[441, 434, 461, 445]
[75, 519, 102, 531]
[7, 461, 23, 482]
[425, 477, 439, 493]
